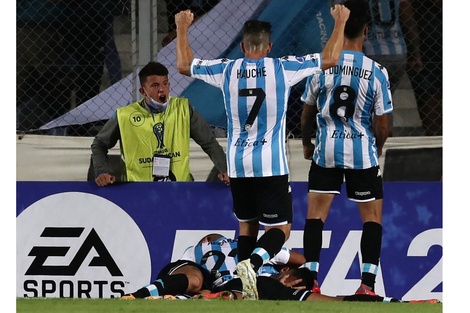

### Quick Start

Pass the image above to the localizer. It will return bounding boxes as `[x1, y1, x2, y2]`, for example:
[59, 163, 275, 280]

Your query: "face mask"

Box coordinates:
[147, 95, 170, 111]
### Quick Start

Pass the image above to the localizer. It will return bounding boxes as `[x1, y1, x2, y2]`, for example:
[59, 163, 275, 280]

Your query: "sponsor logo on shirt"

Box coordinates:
[331, 129, 364, 139]
[234, 138, 268, 147]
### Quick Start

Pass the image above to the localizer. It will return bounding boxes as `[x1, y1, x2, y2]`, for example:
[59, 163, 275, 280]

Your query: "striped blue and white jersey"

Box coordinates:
[301, 50, 393, 169]
[181, 237, 292, 287]
[191, 54, 323, 178]
[181, 237, 238, 288]
[363, 0, 407, 56]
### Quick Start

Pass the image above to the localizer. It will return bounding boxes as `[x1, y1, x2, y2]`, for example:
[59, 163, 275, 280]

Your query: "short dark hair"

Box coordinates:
[138, 61, 169, 86]
[289, 268, 314, 290]
[243, 20, 272, 36]
[242, 20, 271, 46]
[343, 0, 371, 39]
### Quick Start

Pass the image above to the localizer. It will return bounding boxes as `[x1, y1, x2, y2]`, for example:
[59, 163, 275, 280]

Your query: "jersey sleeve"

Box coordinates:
[191, 58, 229, 88]
[281, 53, 323, 86]
[373, 63, 393, 115]
[301, 74, 320, 106]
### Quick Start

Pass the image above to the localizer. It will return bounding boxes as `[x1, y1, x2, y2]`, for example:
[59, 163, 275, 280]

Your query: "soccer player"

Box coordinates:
[300, 0, 392, 296]
[122, 233, 439, 304]
[174, 5, 350, 300]
[202, 267, 439, 303]
[120, 233, 304, 299]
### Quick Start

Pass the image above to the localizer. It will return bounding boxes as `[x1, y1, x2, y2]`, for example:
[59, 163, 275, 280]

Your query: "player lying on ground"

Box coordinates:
[120, 233, 305, 299]
[121, 233, 439, 303]
[200, 267, 439, 303]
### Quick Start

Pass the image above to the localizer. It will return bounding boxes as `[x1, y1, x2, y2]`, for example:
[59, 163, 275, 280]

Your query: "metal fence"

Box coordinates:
[16, 0, 442, 137]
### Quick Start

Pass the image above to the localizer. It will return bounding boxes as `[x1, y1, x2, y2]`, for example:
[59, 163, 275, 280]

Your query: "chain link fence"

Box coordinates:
[16, 0, 442, 137]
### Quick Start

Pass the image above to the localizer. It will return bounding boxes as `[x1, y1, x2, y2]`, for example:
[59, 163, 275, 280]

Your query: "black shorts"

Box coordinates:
[307, 162, 383, 202]
[230, 175, 293, 225]
[157, 260, 213, 291]
[221, 277, 312, 301]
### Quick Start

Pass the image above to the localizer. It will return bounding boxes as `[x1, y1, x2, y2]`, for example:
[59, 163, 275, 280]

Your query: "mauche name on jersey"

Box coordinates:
[237, 67, 267, 79]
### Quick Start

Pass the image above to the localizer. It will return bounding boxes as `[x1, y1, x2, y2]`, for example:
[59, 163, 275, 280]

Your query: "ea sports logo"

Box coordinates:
[17, 192, 151, 298]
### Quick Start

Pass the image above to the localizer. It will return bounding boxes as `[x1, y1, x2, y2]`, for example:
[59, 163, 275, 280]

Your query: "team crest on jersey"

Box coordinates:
[295, 56, 305, 63]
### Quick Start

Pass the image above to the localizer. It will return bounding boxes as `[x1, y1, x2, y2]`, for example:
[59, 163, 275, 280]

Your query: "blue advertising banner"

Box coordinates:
[16, 181, 442, 301]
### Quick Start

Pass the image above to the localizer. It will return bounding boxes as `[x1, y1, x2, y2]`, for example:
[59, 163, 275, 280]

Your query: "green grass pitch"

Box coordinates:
[16, 298, 443, 313]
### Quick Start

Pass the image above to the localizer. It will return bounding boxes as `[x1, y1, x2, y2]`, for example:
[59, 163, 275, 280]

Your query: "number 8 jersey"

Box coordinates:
[301, 50, 393, 169]
[191, 55, 323, 178]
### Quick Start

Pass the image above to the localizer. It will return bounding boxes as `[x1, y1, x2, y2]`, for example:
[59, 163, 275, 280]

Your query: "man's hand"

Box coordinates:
[217, 172, 230, 186]
[278, 274, 306, 290]
[330, 4, 350, 24]
[175, 10, 194, 31]
[303, 143, 315, 160]
[95, 173, 116, 187]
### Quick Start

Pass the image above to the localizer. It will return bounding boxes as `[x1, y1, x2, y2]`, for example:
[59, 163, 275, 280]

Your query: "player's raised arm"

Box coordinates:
[176, 10, 195, 77]
[320, 4, 350, 70]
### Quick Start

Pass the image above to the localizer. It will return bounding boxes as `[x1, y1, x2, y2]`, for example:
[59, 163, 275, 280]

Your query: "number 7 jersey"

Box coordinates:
[191, 54, 323, 178]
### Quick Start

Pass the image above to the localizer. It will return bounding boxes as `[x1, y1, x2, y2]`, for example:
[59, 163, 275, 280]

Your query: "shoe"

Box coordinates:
[120, 294, 135, 300]
[312, 279, 321, 294]
[174, 294, 192, 300]
[355, 284, 377, 296]
[194, 291, 235, 300]
[145, 295, 163, 300]
[163, 295, 177, 300]
[235, 259, 259, 300]
[407, 299, 441, 304]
